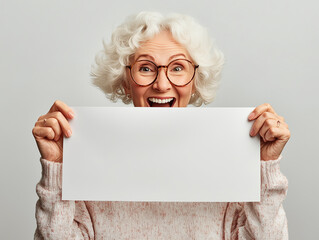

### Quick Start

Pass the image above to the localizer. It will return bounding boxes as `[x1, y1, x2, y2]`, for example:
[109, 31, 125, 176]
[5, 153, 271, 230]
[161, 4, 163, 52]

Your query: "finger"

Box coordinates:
[38, 112, 72, 138]
[258, 118, 280, 140]
[35, 118, 62, 141]
[250, 112, 289, 137]
[264, 126, 291, 142]
[248, 103, 279, 121]
[48, 100, 74, 119]
[249, 112, 278, 136]
[32, 126, 55, 140]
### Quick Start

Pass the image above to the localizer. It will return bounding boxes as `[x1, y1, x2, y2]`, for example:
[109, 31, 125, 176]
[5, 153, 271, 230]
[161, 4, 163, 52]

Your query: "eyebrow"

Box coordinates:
[169, 54, 187, 61]
[136, 54, 155, 61]
[135, 53, 187, 62]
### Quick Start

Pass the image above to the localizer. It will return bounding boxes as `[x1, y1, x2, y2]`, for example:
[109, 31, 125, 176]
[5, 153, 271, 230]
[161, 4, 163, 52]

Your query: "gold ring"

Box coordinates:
[277, 120, 280, 128]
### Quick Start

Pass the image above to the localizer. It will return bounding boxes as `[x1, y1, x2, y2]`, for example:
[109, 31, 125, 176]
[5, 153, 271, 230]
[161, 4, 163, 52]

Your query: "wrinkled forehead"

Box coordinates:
[132, 31, 191, 63]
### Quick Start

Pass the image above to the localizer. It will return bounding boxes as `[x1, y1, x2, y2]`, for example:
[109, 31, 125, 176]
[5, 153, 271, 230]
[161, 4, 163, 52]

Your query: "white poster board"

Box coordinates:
[62, 107, 260, 202]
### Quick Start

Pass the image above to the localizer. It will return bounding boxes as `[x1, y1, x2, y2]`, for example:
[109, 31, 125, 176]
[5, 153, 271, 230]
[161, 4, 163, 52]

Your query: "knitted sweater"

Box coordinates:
[34, 155, 288, 240]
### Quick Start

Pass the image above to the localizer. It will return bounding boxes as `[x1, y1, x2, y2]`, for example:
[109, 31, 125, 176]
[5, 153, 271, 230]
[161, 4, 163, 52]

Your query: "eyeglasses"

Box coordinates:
[126, 59, 199, 87]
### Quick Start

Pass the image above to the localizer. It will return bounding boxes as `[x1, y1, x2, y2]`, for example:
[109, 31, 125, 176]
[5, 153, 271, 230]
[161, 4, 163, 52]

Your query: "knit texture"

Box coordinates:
[34, 156, 288, 240]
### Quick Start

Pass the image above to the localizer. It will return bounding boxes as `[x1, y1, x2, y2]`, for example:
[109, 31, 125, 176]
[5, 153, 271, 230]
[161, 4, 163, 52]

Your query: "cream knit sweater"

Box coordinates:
[34, 155, 288, 240]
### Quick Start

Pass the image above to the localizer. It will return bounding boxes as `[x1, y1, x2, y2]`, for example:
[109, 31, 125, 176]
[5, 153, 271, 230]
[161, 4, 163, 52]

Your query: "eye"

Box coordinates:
[137, 63, 156, 72]
[172, 66, 183, 71]
[139, 67, 151, 72]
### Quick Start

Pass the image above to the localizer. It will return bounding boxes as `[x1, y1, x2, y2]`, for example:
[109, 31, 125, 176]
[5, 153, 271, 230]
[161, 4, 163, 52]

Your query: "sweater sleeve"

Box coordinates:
[226, 155, 289, 240]
[34, 158, 94, 240]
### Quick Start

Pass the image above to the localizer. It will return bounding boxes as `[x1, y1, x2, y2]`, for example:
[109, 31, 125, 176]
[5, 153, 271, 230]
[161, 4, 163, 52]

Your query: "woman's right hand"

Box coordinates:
[32, 100, 74, 162]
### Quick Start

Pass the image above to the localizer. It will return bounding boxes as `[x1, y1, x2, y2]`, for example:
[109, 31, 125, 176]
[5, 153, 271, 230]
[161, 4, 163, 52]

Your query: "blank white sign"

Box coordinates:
[62, 107, 260, 202]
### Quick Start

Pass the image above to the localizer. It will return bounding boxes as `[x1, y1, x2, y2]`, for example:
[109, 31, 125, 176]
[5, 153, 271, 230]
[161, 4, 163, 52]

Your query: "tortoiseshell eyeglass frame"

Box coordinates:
[126, 59, 199, 87]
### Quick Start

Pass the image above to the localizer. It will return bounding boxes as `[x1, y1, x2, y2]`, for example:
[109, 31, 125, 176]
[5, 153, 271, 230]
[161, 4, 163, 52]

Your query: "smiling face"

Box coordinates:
[124, 31, 196, 107]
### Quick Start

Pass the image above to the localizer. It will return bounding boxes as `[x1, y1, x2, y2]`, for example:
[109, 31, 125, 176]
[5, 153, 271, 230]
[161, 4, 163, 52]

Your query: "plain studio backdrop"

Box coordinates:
[1, 0, 318, 239]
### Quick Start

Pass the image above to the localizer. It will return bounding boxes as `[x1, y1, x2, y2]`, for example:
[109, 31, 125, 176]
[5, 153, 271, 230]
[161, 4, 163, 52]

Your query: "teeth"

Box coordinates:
[149, 98, 174, 104]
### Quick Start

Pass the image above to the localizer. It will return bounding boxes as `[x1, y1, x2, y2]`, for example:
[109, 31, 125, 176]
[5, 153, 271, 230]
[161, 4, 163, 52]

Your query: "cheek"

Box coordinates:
[176, 86, 193, 107]
[130, 85, 150, 107]
[126, 76, 145, 99]
[178, 85, 193, 100]
[131, 86, 147, 99]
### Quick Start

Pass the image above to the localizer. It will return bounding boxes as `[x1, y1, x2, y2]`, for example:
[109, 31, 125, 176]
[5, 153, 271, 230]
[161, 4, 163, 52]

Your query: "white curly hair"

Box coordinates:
[91, 11, 224, 106]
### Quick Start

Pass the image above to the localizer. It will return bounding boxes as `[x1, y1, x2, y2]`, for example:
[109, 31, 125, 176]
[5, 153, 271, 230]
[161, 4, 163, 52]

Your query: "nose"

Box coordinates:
[152, 67, 172, 92]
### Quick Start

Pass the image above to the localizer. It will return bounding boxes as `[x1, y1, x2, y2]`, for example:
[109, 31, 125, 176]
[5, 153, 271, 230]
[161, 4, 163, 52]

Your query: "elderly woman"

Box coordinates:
[33, 12, 290, 239]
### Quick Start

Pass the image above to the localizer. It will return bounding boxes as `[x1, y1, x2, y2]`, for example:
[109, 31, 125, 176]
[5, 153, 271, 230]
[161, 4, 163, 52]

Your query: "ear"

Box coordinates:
[123, 80, 131, 95]
[191, 83, 196, 94]
[123, 70, 131, 95]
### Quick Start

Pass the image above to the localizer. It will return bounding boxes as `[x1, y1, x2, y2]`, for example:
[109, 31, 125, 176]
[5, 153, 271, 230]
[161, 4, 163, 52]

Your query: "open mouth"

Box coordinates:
[147, 97, 176, 107]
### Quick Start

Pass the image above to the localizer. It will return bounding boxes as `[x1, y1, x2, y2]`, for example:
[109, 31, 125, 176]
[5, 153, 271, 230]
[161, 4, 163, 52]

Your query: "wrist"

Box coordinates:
[261, 154, 281, 161]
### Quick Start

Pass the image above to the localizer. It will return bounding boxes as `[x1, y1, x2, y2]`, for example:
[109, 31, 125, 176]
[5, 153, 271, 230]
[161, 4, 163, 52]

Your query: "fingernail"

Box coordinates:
[248, 112, 255, 120]
[250, 128, 254, 136]
[69, 112, 74, 118]
[67, 130, 72, 137]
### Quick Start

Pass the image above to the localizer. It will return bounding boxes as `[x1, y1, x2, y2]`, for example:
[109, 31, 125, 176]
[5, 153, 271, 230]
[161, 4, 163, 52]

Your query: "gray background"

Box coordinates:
[1, 0, 318, 239]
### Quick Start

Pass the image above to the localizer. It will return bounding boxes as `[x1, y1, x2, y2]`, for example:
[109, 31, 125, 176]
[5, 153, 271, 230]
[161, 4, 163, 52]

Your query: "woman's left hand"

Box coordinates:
[248, 103, 291, 161]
